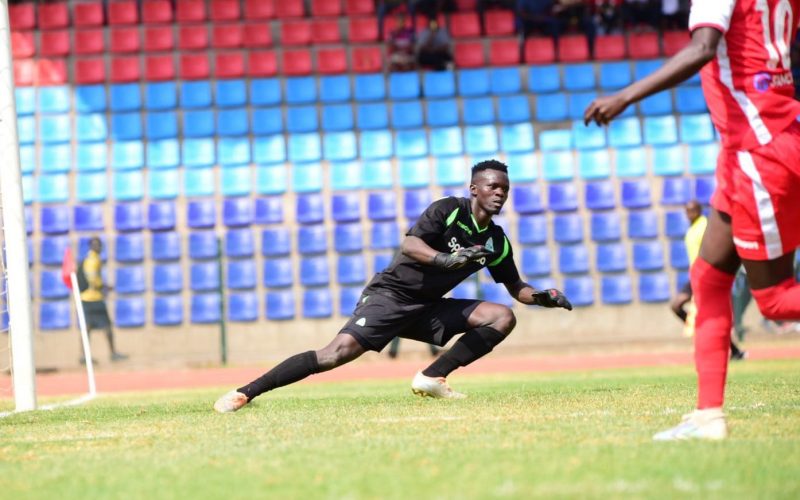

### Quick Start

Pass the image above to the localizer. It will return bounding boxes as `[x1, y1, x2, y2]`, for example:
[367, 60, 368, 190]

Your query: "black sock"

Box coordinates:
[237, 351, 320, 400]
[674, 308, 688, 322]
[422, 327, 506, 378]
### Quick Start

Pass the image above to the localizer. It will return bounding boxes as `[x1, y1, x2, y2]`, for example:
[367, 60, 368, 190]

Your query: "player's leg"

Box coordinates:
[669, 288, 691, 322]
[743, 252, 800, 320]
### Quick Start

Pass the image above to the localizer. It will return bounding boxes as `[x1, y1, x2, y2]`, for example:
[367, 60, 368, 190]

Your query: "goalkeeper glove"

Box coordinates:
[432, 245, 492, 270]
[532, 289, 573, 311]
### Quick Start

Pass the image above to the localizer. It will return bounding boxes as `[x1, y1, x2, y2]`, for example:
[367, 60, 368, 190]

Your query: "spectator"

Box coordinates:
[378, 1, 410, 40]
[661, 0, 689, 31]
[416, 18, 453, 70]
[387, 13, 417, 71]
[621, 0, 659, 31]
[478, 0, 518, 33]
[517, 0, 561, 39]
[412, 0, 456, 19]
[553, 0, 597, 54]
[595, 0, 623, 35]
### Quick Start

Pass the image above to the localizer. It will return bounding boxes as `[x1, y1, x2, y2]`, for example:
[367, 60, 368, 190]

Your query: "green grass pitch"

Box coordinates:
[1, 360, 799, 499]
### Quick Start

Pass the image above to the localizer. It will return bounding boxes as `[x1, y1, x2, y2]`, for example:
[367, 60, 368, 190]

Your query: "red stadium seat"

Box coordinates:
[351, 45, 382, 73]
[455, 0, 477, 9]
[75, 29, 105, 55]
[312, 0, 342, 16]
[382, 15, 413, 41]
[662, 30, 689, 57]
[111, 56, 141, 82]
[142, 1, 174, 24]
[144, 26, 175, 52]
[74, 58, 106, 84]
[282, 49, 312, 75]
[74, 2, 105, 27]
[244, 0, 275, 19]
[180, 53, 210, 79]
[14, 60, 35, 86]
[558, 35, 589, 62]
[455, 41, 485, 68]
[489, 38, 520, 66]
[276, 0, 305, 18]
[524, 37, 555, 64]
[484, 10, 515, 36]
[594, 34, 626, 60]
[281, 20, 312, 46]
[248, 51, 278, 76]
[345, 0, 374, 15]
[627, 32, 659, 59]
[349, 17, 379, 43]
[9, 4, 35, 30]
[108, 1, 139, 25]
[213, 24, 243, 48]
[37, 59, 68, 85]
[176, 0, 207, 23]
[211, 0, 241, 20]
[311, 20, 342, 44]
[216, 52, 246, 78]
[145, 54, 176, 80]
[38, 3, 69, 30]
[450, 12, 481, 38]
[110, 27, 141, 53]
[11, 31, 35, 59]
[317, 47, 347, 74]
[179, 25, 210, 50]
[40, 30, 71, 57]
[243, 24, 273, 47]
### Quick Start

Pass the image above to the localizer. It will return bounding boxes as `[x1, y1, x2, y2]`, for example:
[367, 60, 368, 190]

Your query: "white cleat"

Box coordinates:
[411, 372, 466, 399]
[653, 408, 728, 441]
[213, 390, 249, 413]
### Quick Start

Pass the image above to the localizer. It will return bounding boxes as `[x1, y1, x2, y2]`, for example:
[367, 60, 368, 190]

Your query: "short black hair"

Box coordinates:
[471, 159, 508, 178]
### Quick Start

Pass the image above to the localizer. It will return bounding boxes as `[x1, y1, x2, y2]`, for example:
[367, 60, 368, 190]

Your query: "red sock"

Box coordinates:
[751, 278, 800, 321]
[690, 257, 736, 409]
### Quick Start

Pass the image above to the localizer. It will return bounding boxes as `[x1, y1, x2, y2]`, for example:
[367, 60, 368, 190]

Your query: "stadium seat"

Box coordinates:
[183, 168, 214, 198]
[517, 215, 547, 244]
[151, 232, 181, 262]
[320, 75, 351, 103]
[621, 180, 652, 209]
[577, 149, 611, 180]
[115, 233, 144, 263]
[679, 114, 715, 144]
[512, 184, 544, 215]
[356, 102, 389, 130]
[109, 83, 141, 112]
[221, 166, 252, 197]
[639, 90, 673, 116]
[297, 225, 328, 255]
[359, 130, 393, 159]
[423, 71, 456, 98]
[599, 61, 632, 90]
[300, 256, 330, 286]
[371, 221, 401, 249]
[39, 270, 70, 300]
[330, 161, 362, 191]
[16, 116, 35, 145]
[661, 177, 692, 206]
[39, 301, 71, 330]
[428, 126, 462, 156]
[548, 183, 579, 212]
[464, 125, 499, 156]
[435, 156, 469, 186]
[396, 129, 428, 159]
[541, 151, 575, 182]
[500, 124, 535, 156]
[154, 295, 183, 326]
[560, 275, 593, 307]
[608, 118, 642, 148]
[41, 206, 70, 237]
[281, 20, 311, 46]
[426, 99, 459, 127]
[497, 95, 531, 124]
[404, 190, 432, 220]
[584, 181, 615, 211]
[40, 236, 69, 266]
[559, 244, 590, 274]
[191, 294, 221, 324]
[521, 246, 551, 277]
[263, 258, 294, 288]
[213, 24, 244, 49]
[524, 37, 556, 64]
[116, 266, 146, 295]
[494, 67, 524, 96]
[186, 200, 216, 229]
[113, 203, 143, 232]
[337, 254, 367, 285]
[144, 83, 177, 112]
[224, 229, 255, 258]
[688, 142, 718, 175]
[227, 260, 257, 290]
[331, 193, 361, 223]
[178, 81, 211, 109]
[302, 289, 333, 319]
[285, 76, 317, 104]
[142, 25, 174, 52]
[188, 231, 219, 260]
[563, 64, 595, 91]
[255, 197, 283, 225]
[36, 174, 70, 203]
[614, 146, 647, 178]
[553, 213, 584, 244]
[651, 145, 684, 177]
[145, 111, 177, 140]
[183, 110, 215, 138]
[114, 297, 146, 328]
[247, 50, 278, 77]
[322, 105, 355, 133]
[73, 204, 104, 232]
[226, 292, 258, 322]
[665, 211, 690, 239]
[252, 108, 283, 136]
[338, 286, 362, 316]
[694, 176, 716, 204]
[458, 68, 490, 96]
[644, 115, 678, 145]
[462, 97, 494, 126]
[39, 114, 71, 144]
[367, 192, 397, 221]
[392, 101, 424, 129]
[669, 240, 690, 270]
[292, 163, 323, 193]
[348, 16, 378, 43]
[75, 1, 104, 26]
[149, 168, 180, 200]
[633, 241, 664, 271]
[590, 212, 621, 242]
[249, 79, 281, 107]
[639, 272, 671, 303]
[288, 133, 322, 163]
[536, 93, 568, 122]
[75, 173, 109, 203]
[558, 35, 589, 62]
[388, 73, 421, 101]
[489, 38, 520, 66]
[218, 108, 250, 136]
[529, 66, 560, 95]
[317, 47, 346, 73]
[371, 252, 392, 274]
[265, 290, 295, 320]
[296, 194, 325, 224]
[191, 262, 220, 291]
[594, 33, 625, 60]
[399, 158, 431, 188]
[628, 210, 659, 239]
[573, 122, 606, 150]
[38, 143, 72, 173]
[454, 41, 485, 68]
[38, 86, 70, 114]
[676, 86, 707, 113]
[334, 223, 364, 253]
[601, 275, 632, 305]
[479, 283, 513, 307]
[353, 73, 386, 102]
[111, 112, 143, 141]
[362, 160, 393, 189]
[221, 198, 252, 228]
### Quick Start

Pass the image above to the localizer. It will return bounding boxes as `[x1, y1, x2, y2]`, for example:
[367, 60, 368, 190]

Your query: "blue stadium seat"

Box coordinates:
[357, 102, 389, 129]
[512, 184, 544, 214]
[362, 160, 393, 189]
[373, 252, 393, 273]
[74, 85, 108, 112]
[145, 82, 177, 110]
[481, 283, 514, 307]
[110, 83, 141, 111]
[40, 301, 71, 330]
[39, 269, 69, 299]
[115, 233, 144, 263]
[426, 99, 459, 127]
[181, 81, 212, 109]
[665, 211, 690, 238]
[694, 176, 716, 204]
[564, 276, 594, 307]
[153, 295, 183, 326]
[601, 275, 633, 305]
[251, 78, 282, 106]
[634, 59, 663, 79]
[585, 181, 615, 211]
[599, 61, 632, 89]
[298, 225, 327, 255]
[228, 292, 259, 322]
[111, 141, 145, 171]
[183, 110, 215, 137]
[548, 182, 579, 212]
[573, 122, 606, 150]
[563, 64, 595, 91]
[451, 281, 478, 300]
[497, 95, 531, 124]
[554, 214, 584, 244]
[255, 197, 283, 225]
[300, 256, 330, 286]
[596, 243, 627, 272]
[559, 244, 590, 274]
[661, 177, 692, 205]
[521, 246, 551, 277]
[539, 129, 572, 151]
[337, 254, 367, 285]
[40, 236, 69, 265]
[266, 290, 295, 320]
[371, 221, 400, 249]
[675, 86, 707, 113]
[39, 143, 72, 173]
[399, 158, 430, 188]
[297, 193, 325, 224]
[339, 286, 363, 316]
[404, 189, 432, 220]
[608, 117, 642, 147]
[218, 108, 250, 136]
[332, 193, 361, 223]
[430, 127, 463, 156]
[458, 68, 490, 96]
[183, 168, 214, 198]
[191, 262, 220, 291]
[255, 165, 286, 195]
[15, 87, 35, 115]
[517, 215, 547, 244]
[621, 180, 652, 208]
[392, 100, 424, 129]
[652, 145, 684, 176]
[263, 258, 294, 288]
[36, 174, 70, 203]
[227, 260, 257, 290]
[463, 97, 495, 125]
[433, 156, 466, 186]
[395, 129, 428, 159]
[644, 115, 678, 145]
[628, 210, 659, 239]
[303, 288, 333, 319]
[640, 91, 672, 115]
[535, 93, 568, 121]
[679, 114, 715, 144]
[151, 264, 182, 293]
[330, 161, 362, 191]
[334, 223, 364, 253]
[74, 204, 104, 232]
[115, 266, 145, 294]
[568, 91, 600, 120]
[114, 203, 144, 232]
[633, 241, 664, 271]
[17, 116, 35, 144]
[639, 272, 671, 302]
[500, 123, 535, 153]
[615, 146, 647, 178]
[148, 202, 176, 231]
[225, 229, 255, 258]
[528, 65, 560, 93]
[189, 231, 219, 260]
[688, 142, 718, 175]
[221, 168, 251, 199]
[216, 80, 247, 108]
[147, 140, 180, 170]
[35, 85, 69, 113]
[191, 294, 221, 324]
[41, 205, 70, 234]
[187, 200, 216, 229]
[115, 297, 145, 328]
[285, 76, 317, 104]
[182, 138, 216, 167]
[76, 113, 108, 141]
[287, 105, 319, 133]
[252, 108, 283, 135]
[152, 232, 181, 261]
[322, 105, 355, 132]
[320, 75, 352, 103]
[359, 130, 392, 159]
[490, 67, 522, 94]
[590, 212, 621, 242]
[40, 114, 71, 143]
[111, 112, 143, 141]
[669, 240, 689, 269]
[19, 145, 34, 174]
[389, 72, 420, 100]
[367, 192, 397, 221]
[542, 152, 575, 181]
[223, 198, 253, 227]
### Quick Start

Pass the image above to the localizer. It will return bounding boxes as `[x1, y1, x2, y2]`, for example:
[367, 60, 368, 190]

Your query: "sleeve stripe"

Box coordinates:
[488, 236, 510, 267]
[689, 22, 726, 33]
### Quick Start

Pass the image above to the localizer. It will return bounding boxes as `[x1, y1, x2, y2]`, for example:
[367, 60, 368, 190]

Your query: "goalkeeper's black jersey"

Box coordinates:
[365, 197, 520, 303]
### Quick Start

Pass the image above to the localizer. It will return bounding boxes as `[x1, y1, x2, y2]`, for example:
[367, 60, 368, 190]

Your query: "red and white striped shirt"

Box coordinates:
[689, 0, 800, 151]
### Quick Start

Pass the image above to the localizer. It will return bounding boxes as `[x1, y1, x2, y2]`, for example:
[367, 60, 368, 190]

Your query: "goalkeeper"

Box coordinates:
[214, 160, 573, 413]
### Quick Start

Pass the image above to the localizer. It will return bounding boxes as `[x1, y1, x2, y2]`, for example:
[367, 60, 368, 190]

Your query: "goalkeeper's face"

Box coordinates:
[470, 169, 510, 216]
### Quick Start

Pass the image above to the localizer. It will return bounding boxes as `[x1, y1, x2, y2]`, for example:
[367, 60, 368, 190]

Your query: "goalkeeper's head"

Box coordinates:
[470, 159, 510, 216]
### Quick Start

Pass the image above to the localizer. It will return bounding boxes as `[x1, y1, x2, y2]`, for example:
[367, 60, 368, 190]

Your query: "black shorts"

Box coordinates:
[339, 291, 482, 352]
[82, 300, 111, 330]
